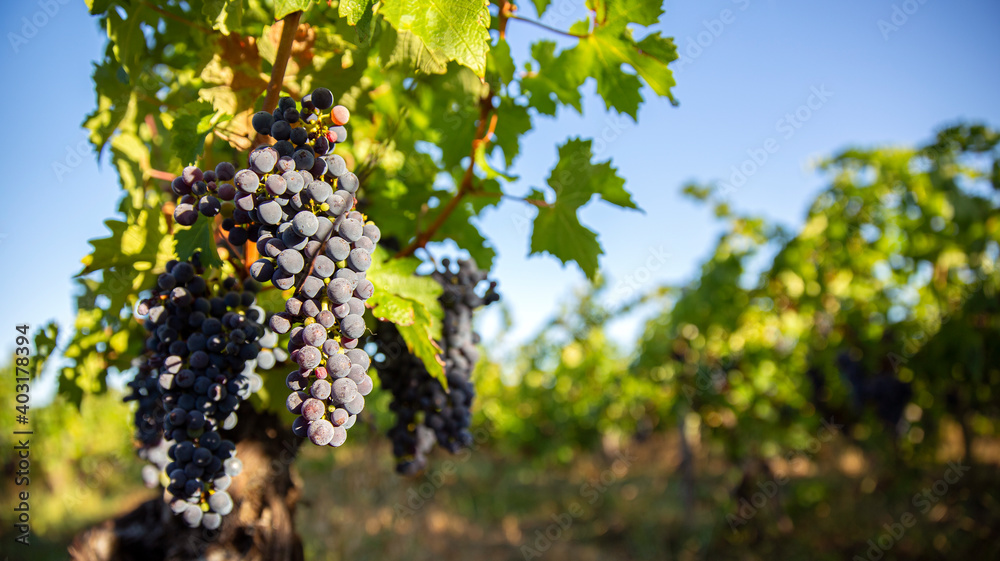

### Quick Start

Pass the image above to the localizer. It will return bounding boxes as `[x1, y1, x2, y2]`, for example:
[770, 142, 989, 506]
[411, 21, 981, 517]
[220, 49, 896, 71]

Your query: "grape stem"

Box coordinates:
[148, 169, 176, 182]
[394, 93, 496, 259]
[506, 13, 589, 39]
[217, 225, 249, 279]
[252, 10, 302, 147]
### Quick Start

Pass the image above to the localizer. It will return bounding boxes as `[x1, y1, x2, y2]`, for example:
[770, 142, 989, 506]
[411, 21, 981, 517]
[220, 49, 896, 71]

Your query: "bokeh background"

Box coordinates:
[2, 0, 999, 559]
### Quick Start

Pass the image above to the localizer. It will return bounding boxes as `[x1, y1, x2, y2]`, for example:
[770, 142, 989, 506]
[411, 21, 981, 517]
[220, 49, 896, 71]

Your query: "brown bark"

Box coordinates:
[69, 406, 303, 561]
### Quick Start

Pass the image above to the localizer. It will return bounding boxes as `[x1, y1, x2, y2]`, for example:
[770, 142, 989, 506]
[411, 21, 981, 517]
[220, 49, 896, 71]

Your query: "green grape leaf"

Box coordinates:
[30, 322, 60, 380]
[203, 0, 243, 35]
[106, 4, 146, 78]
[367, 247, 443, 326]
[555, 15, 678, 119]
[396, 302, 448, 388]
[637, 31, 678, 61]
[174, 218, 224, 269]
[274, 0, 313, 19]
[383, 28, 449, 75]
[85, 61, 132, 155]
[493, 97, 532, 168]
[80, 212, 165, 275]
[487, 39, 515, 85]
[595, 0, 663, 30]
[57, 353, 108, 411]
[168, 101, 216, 164]
[58, 367, 86, 410]
[381, 0, 492, 77]
[474, 142, 518, 181]
[366, 247, 447, 385]
[521, 41, 582, 116]
[257, 24, 279, 64]
[339, 0, 377, 43]
[530, 203, 603, 279]
[531, 0, 552, 17]
[562, 36, 642, 119]
[529, 138, 634, 279]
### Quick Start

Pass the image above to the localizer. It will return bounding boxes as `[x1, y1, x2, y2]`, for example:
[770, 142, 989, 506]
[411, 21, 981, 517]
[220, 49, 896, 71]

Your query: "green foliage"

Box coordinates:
[367, 247, 447, 384]
[60, 0, 678, 413]
[530, 138, 636, 279]
[476, 282, 653, 464]
[380, 0, 492, 77]
[475, 124, 1000, 478]
[632, 124, 1000, 468]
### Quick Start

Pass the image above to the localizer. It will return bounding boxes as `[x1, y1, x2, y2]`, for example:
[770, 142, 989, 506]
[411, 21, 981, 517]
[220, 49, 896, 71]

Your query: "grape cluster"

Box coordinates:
[837, 351, 913, 429]
[168, 86, 378, 450]
[171, 86, 355, 239]
[375, 259, 498, 474]
[128, 257, 265, 529]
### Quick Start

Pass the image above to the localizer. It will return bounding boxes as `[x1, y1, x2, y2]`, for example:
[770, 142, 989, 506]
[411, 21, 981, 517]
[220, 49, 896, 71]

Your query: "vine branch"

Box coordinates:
[394, 93, 495, 259]
[506, 13, 588, 39]
[253, 10, 302, 146]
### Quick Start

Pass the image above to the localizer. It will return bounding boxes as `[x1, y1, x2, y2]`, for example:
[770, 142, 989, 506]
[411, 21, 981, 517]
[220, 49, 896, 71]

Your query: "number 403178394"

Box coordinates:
[14, 324, 30, 413]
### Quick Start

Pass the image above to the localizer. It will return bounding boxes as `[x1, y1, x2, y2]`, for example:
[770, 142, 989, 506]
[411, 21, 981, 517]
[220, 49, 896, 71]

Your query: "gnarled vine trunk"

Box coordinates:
[68, 407, 303, 561]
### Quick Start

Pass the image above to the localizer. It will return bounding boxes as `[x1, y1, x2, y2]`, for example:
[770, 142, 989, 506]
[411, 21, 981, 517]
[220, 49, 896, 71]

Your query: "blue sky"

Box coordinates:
[1, 1, 998, 398]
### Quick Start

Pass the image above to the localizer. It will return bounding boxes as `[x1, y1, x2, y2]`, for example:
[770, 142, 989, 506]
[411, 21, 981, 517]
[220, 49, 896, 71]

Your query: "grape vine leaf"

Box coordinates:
[531, 0, 552, 17]
[380, 0, 492, 77]
[553, 1, 678, 119]
[274, 0, 313, 19]
[487, 39, 515, 85]
[203, 0, 243, 35]
[521, 41, 582, 116]
[493, 97, 532, 168]
[85, 61, 132, 155]
[339, 0, 377, 43]
[169, 101, 217, 164]
[106, 3, 146, 78]
[80, 214, 164, 275]
[530, 138, 634, 279]
[366, 248, 447, 385]
[174, 219, 224, 269]
[382, 28, 449, 75]
[30, 322, 60, 381]
[592, 0, 663, 30]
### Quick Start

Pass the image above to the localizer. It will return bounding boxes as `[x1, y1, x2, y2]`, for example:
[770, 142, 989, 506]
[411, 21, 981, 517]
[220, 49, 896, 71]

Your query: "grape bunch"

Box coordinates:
[836, 351, 913, 430]
[170, 86, 355, 240]
[167, 86, 379, 450]
[375, 259, 499, 474]
[128, 257, 265, 529]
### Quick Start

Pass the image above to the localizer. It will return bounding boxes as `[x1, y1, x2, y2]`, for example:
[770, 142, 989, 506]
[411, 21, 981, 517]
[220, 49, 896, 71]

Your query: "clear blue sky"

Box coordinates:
[1, 1, 998, 399]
